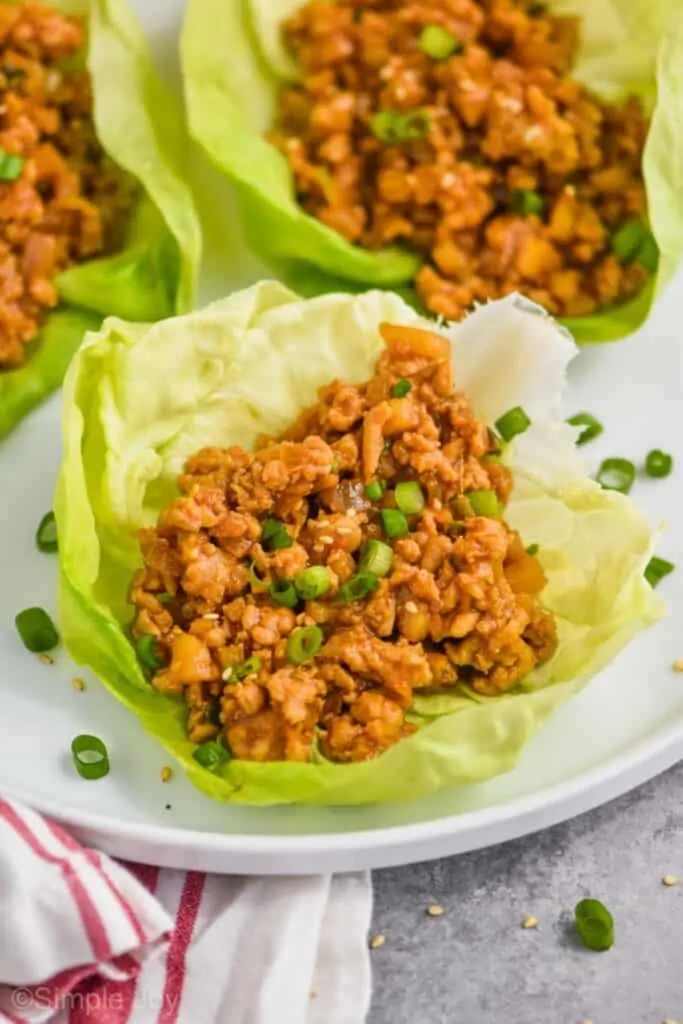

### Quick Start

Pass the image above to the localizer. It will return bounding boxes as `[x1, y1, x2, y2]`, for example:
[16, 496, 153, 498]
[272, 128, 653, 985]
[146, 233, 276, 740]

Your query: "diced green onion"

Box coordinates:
[418, 24, 463, 60]
[612, 218, 650, 263]
[596, 457, 635, 494]
[0, 147, 24, 182]
[295, 566, 332, 600]
[567, 412, 603, 446]
[339, 573, 380, 603]
[370, 109, 431, 144]
[466, 490, 501, 517]
[645, 448, 673, 478]
[383, 438, 393, 452]
[365, 480, 384, 501]
[525, 543, 539, 556]
[233, 656, 263, 681]
[395, 481, 426, 515]
[192, 740, 229, 771]
[269, 578, 298, 608]
[512, 189, 545, 217]
[359, 539, 393, 578]
[248, 561, 269, 593]
[134, 633, 164, 671]
[261, 517, 293, 551]
[494, 406, 531, 443]
[286, 625, 324, 664]
[157, 593, 174, 605]
[35, 511, 58, 553]
[71, 735, 110, 781]
[574, 898, 614, 952]
[644, 556, 675, 588]
[15, 607, 59, 653]
[330, 456, 340, 473]
[1, 63, 26, 85]
[380, 508, 409, 538]
[635, 232, 659, 272]
[447, 521, 465, 536]
[390, 378, 412, 398]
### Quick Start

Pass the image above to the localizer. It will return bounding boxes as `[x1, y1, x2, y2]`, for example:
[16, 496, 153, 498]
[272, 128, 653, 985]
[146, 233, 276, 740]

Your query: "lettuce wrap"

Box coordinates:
[180, 0, 683, 344]
[55, 282, 663, 806]
[0, 0, 201, 440]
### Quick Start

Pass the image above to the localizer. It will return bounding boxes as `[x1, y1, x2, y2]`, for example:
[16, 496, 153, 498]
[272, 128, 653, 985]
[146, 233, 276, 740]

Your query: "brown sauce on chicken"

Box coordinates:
[271, 0, 652, 322]
[131, 322, 557, 764]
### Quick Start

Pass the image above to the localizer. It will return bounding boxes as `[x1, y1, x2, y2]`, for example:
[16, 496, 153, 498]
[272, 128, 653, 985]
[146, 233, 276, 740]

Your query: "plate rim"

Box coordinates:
[2, 716, 681, 862]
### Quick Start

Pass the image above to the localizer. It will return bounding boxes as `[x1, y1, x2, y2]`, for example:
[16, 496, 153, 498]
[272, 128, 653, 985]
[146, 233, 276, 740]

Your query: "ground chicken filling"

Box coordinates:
[131, 323, 558, 764]
[271, 0, 652, 322]
[0, 1, 134, 369]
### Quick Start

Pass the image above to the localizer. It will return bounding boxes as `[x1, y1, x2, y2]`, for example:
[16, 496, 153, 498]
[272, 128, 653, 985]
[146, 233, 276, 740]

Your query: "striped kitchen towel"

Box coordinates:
[0, 798, 372, 1024]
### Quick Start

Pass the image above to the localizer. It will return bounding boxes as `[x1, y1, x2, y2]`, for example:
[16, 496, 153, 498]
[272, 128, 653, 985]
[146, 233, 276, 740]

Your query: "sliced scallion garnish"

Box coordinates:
[380, 508, 409, 539]
[365, 481, 384, 502]
[35, 511, 58, 553]
[0, 147, 24, 182]
[358, 539, 393, 578]
[286, 625, 324, 664]
[644, 556, 675, 588]
[574, 898, 614, 952]
[15, 607, 59, 653]
[466, 490, 501, 517]
[338, 573, 380, 603]
[268, 578, 298, 608]
[261, 517, 293, 551]
[512, 189, 544, 217]
[370, 109, 430, 144]
[135, 633, 164, 671]
[494, 406, 531, 443]
[192, 740, 229, 771]
[526, 543, 539, 556]
[294, 566, 331, 600]
[645, 448, 673, 478]
[390, 378, 412, 398]
[596, 457, 635, 494]
[567, 412, 603, 446]
[418, 24, 463, 60]
[71, 735, 110, 780]
[395, 481, 425, 515]
[233, 656, 262, 681]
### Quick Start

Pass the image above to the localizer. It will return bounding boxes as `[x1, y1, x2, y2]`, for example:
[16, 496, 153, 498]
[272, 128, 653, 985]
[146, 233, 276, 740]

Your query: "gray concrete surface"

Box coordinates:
[370, 760, 683, 1024]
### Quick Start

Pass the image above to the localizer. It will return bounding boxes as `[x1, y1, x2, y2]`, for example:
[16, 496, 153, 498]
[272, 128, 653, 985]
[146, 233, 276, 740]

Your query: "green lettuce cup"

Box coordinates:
[0, 0, 201, 440]
[180, 0, 682, 344]
[55, 281, 662, 806]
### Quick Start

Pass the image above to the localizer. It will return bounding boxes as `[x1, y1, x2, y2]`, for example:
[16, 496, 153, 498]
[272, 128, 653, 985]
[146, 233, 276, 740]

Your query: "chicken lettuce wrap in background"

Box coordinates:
[180, 0, 682, 344]
[0, 0, 200, 439]
[55, 282, 662, 806]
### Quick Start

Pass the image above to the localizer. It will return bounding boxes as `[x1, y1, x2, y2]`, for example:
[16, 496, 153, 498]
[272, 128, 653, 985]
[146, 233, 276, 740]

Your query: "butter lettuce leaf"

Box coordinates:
[55, 284, 662, 805]
[0, 0, 201, 440]
[180, 0, 683, 344]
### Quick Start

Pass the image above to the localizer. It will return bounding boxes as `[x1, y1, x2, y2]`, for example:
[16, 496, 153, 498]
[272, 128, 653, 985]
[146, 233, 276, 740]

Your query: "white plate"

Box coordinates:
[1, 0, 682, 875]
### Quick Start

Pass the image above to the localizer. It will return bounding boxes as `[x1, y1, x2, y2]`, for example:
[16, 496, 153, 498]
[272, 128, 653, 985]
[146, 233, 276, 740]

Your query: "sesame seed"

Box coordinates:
[663, 1019, 681, 1024]
[405, 601, 419, 614]
[522, 916, 539, 929]
[672, 660, 683, 672]
[337, 527, 353, 535]
[37, 653, 53, 666]
[72, 677, 86, 692]
[318, 520, 331, 528]
[662, 874, 679, 887]
[319, 535, 334, 545]
[426, 904, 445, 917]
[160, 766, 173, 783]
[222, 667, 233, 682]
[369, 934, 386, 949]
[202, 613, 220, 620]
